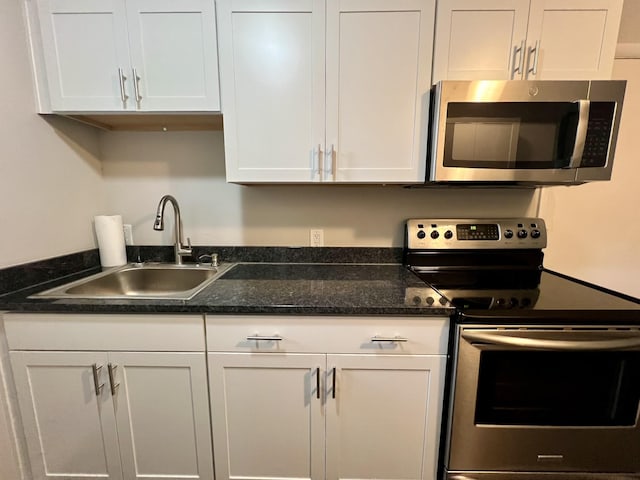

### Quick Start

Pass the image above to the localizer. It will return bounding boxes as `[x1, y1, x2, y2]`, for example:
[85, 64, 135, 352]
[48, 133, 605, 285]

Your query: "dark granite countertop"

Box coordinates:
[0, 249, 454, 316]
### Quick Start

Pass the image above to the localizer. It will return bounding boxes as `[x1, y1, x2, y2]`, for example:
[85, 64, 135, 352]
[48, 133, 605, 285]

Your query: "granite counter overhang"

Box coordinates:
[0, 261, 454, 316]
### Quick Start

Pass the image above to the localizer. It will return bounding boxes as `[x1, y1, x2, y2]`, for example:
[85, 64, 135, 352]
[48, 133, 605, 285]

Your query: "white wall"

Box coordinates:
[0, 0, 105, 269]
[101, 130, 538, 247]
[539, 59, 640, 298]
[0, 2, 107, 477]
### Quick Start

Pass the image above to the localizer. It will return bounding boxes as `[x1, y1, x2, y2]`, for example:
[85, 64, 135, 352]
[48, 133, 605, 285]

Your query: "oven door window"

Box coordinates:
[444, 102, 581, 169]
[475, 350, 640, 426]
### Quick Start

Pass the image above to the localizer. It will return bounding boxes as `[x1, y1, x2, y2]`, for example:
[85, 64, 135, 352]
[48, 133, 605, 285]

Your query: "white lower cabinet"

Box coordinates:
[207, 315, 448, 480]
[208, 353, 326, 480]
[4, 313, 448, 480]
[325, 354, 445, 480]
[11, 351, 123, 480]
[4, 314, 214, 480]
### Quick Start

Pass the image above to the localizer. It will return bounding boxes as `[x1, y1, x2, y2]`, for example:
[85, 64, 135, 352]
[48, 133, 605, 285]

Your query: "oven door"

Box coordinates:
[447, 325, 640, 474]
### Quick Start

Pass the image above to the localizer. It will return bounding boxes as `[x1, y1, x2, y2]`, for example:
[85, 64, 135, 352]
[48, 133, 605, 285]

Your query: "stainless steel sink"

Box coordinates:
[30, 263, 234, 300]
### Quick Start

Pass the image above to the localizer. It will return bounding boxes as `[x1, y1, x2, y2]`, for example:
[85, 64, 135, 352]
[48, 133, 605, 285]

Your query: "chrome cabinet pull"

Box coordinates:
[315, 144, 323, 178]
[325, 144, 335, 180]
[316, 367, 320, 399]
[107, 363, 120, 395]
[246, 334, 283, 342]
[512, 40, 525, 78]
[331, 367, 336, 399]
[92, 363, 104, 396]
[132, 68, 142, 105]
[528, 40, 540, 76]
[118, 68, 129, 105]
[371, 335, 408, 343]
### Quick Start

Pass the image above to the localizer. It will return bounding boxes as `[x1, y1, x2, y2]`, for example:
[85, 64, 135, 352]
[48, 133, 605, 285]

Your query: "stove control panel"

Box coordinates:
[406, 218, 547, 249]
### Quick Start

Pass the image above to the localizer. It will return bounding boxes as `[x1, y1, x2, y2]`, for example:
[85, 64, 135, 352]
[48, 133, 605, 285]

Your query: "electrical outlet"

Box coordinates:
[310, 229, 324, 247]
[123, 224, 134, 245]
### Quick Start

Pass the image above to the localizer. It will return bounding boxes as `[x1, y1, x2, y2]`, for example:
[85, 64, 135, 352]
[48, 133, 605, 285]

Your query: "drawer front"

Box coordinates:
[3, 314, 205, 351]
[206, 316, 449, 355]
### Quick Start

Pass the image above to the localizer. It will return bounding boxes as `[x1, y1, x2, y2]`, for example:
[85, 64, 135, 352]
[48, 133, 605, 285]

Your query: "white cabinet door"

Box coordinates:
[325, 354, 446, 480]
[432, 0, 530, 82]
[525, 0, 623, 80]
[10, 351, 123, 480]
[433, 0, 623, 82]
[110, 352, 214, 480]
[209, 352, 326, 480]
[218, 0, 326, 182]
[326, 0, 434, 183]
[36, 0, 132, 111]
[125, 0, 220, 110]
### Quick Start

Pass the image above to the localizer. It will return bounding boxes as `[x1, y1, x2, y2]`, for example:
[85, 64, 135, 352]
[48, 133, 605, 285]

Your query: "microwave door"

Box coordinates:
[433, 100, 588, 183]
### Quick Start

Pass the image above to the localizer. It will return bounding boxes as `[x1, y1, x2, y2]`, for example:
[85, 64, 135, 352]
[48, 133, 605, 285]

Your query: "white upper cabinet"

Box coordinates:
[433, 0, 623, 82]
[35, 0, 220, 112]
[525, 0, 623, 80]
[217, 0, 326, 183]
[218, 0, 435, 183]
[325, 0, 434, 183]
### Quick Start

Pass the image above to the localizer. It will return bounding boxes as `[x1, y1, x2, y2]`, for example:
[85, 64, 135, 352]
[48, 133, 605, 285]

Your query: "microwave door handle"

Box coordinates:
[567, 100, 590, 168]
[462, 331, 640, 351]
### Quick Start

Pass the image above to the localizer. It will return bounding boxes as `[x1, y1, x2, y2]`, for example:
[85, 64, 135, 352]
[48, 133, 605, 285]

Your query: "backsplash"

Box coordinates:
[0, 250, 100, 296]
[101, 131, 540, 248]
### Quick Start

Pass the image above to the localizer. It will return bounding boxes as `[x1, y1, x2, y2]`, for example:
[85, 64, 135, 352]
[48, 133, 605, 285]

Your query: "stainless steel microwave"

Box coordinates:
[427, 80, 626, 185]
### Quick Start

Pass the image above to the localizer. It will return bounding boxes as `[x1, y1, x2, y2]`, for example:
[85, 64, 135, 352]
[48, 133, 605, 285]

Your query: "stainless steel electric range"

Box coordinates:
[404, 218, 640, 480]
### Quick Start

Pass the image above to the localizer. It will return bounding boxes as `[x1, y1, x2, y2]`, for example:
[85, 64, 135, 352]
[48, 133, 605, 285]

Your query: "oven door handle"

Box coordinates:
[462, 331, 640, 351]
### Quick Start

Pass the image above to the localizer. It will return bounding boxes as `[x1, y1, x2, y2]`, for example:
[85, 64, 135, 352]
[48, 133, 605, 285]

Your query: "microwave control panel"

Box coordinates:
[406, 218, 547, 250]
[582, 102, 616, 168]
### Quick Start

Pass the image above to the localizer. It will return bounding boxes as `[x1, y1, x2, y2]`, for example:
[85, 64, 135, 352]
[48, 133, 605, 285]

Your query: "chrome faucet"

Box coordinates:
[153, 195, 192, 265]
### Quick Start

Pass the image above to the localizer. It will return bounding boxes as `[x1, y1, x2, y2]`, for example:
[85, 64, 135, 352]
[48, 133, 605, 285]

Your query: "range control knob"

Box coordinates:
[444, 230, 453, 239]
[430, 230, 440, 239]
[531, 229, 541, 239]
[426, 296, 435, 305]
[517, 229, 528, 239]
[417, 230, 426, 239]
[504, 229, 514, 239]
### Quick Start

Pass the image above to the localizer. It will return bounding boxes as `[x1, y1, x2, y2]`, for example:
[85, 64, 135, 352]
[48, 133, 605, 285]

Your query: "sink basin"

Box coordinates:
[31, 263, 234, 300]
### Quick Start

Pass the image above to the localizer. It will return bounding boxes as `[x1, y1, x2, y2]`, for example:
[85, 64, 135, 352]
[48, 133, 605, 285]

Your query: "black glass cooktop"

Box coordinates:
[437, 270, 640, 322]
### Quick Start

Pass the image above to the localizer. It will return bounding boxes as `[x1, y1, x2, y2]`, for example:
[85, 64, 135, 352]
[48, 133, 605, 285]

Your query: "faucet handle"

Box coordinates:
[185, 237, 192, 251]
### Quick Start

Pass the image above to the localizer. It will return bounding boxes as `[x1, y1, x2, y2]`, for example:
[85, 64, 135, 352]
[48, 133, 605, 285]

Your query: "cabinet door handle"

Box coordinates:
[246, 334, 283, 342]
[370, 335, 408, 343]
[107, 363, 120, 395]
[117, 68, 129, 105]
[316, 367, 320, 399]
[325, 144, 335, 180]
[92, 363, 104, 396]
[528, 40, 540, 76]
[512, 40, 525, 78]
[132, 68, 142, 105]
[331, 367, 336, 399]
[314, 144, 323, 179]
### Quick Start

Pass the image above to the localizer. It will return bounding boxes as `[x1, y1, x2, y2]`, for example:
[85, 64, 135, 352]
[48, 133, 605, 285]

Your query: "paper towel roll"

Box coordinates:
[94, 215, 127, 267]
